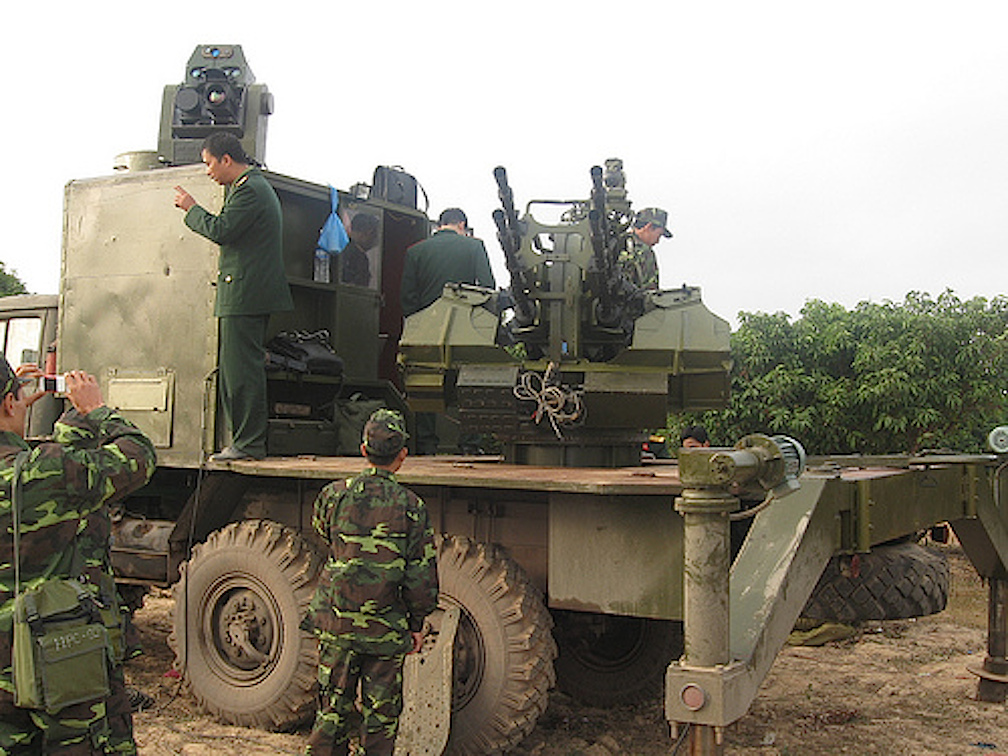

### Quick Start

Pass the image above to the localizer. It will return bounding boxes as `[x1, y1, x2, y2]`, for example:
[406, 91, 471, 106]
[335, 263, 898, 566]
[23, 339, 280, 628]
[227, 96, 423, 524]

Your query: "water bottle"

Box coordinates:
[313, 249, 330, 283]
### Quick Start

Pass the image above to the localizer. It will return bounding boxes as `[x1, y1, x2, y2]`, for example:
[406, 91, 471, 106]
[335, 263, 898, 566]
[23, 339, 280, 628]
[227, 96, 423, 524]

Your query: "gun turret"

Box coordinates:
[400, 159, 732, 467]
[493, 166, 536, 326]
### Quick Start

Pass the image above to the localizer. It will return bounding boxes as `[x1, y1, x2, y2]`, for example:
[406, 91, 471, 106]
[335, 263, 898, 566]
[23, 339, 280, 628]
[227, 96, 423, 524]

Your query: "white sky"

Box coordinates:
[2, 1, 1006, 327]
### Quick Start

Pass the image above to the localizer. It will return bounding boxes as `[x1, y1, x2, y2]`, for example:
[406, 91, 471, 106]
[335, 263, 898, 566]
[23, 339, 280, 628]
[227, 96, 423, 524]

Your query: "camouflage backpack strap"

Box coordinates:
[11, 449, 29, 597]
[10, 450, 96, 620]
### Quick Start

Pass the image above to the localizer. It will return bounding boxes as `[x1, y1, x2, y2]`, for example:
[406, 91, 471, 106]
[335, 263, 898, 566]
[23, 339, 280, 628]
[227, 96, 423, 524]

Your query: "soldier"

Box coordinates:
[0, 361, 156, 754]
[53, 413, 151, 753]
[340, 213, 379, 287]
[303, 409, 439, 756]
[680, 424, 711, 449]
[174, 131, 294, 461]
[400, 207, 495, 317]
[619, 207, 672, 290]
[401, 208, 495, 453]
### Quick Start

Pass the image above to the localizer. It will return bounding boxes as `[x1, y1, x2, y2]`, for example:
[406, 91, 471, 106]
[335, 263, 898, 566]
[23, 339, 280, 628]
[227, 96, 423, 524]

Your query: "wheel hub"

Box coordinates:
[218, 589, 272, 669]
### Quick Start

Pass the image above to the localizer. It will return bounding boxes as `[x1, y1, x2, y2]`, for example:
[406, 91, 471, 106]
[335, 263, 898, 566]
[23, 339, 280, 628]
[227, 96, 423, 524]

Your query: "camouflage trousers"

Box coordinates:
[104, 665, 136, 756]
[0, 690, 110, 755]
[305, 642, 405, 756]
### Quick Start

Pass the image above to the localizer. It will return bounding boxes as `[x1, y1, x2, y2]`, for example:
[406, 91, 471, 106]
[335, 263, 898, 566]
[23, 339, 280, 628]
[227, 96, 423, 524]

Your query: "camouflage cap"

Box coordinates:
[362, 408, 410, 456]
[637, 207, 672, 238]
[0, 356, 28, 399]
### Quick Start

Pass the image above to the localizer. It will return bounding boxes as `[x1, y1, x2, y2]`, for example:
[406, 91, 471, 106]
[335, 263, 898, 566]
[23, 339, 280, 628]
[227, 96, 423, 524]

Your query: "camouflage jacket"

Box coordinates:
[0, 406, 157, 641]
[618, 235, 659, 290]
[51, 409, 133, 605]
[305, 467, 438, 655]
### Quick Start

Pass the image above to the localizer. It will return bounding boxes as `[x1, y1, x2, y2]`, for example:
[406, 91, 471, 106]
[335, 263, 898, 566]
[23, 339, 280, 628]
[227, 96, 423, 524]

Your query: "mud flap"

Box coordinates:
[394, 605, 460, 756]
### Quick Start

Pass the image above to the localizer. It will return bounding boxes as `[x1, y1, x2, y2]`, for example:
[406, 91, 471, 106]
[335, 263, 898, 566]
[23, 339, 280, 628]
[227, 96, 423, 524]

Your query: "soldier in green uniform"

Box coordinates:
[174, 132, 294, 461]
[400, 207, 495, 317]
[0, 361, 156, 754]
[619, 206, 672, 290]
[401, 208, 495, 453]
[304, 409, 439, 756]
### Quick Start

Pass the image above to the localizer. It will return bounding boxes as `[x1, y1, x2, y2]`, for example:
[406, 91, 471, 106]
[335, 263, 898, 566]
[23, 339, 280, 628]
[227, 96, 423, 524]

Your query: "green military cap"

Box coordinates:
[0, 355, 29, 399]
[637, 207, 672, 238]
[363, 408, 410, 456]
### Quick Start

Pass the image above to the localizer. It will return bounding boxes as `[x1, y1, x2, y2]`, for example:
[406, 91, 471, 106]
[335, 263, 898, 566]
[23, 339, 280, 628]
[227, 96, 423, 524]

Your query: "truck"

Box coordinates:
[6, 44, 1007, 756]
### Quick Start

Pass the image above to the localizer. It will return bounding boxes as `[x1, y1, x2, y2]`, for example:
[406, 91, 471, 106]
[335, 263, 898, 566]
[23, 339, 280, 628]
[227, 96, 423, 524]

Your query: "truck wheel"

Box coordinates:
[552, 610, 683, 706]
[801, 541, 949, 622]
[169, 519, 323, 729]
[438, 535, 556, 755]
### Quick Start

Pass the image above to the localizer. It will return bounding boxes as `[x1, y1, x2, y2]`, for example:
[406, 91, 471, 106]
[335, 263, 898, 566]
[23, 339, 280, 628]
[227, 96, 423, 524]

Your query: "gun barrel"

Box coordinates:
[493, 170, 534, 324]
[588, 165, 610, 261]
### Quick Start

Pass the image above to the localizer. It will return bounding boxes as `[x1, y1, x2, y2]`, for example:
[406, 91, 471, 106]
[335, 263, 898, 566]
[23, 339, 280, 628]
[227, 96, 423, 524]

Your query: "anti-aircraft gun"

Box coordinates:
[399, 161, 733, 466]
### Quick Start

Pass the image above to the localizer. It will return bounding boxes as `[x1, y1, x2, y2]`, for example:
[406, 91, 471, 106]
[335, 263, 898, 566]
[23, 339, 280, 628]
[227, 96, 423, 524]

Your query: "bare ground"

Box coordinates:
[129, 545, 1008, 755]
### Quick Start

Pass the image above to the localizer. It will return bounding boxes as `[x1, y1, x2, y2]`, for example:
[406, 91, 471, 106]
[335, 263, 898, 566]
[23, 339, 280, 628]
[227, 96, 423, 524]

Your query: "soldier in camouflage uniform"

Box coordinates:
[0, 362, 156, 755]
[618, 206, 672, 290]
[53, 413, 147, 754]
[304, 409, 439, 756]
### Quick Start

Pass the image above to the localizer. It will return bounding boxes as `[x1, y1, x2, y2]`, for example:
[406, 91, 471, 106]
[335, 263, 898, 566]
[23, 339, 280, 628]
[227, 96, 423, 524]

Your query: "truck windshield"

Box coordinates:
[1, 317, 43, 366]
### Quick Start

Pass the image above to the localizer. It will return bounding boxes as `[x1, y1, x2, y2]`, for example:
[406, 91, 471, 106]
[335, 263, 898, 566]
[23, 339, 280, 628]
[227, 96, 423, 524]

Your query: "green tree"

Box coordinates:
[675, 291, 1008, 454]
[0, 261, 27, 296]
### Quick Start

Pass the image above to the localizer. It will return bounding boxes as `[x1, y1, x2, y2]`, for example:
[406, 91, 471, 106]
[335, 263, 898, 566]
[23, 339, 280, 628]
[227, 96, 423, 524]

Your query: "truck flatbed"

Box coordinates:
[212, 454, 687, 494]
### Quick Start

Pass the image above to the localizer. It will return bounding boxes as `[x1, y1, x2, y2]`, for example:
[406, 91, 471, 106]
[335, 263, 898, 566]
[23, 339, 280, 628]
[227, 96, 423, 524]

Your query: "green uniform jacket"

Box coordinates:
[185, 167, 294, 317]
[305, 467, 439, 656]
[0, 407, 156, 650]
[400, 229, 496, 317]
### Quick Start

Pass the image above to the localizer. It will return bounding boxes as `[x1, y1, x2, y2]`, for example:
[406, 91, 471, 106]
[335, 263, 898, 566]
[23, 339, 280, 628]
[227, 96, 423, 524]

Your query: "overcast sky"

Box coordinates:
[3, 1, 1006, 327]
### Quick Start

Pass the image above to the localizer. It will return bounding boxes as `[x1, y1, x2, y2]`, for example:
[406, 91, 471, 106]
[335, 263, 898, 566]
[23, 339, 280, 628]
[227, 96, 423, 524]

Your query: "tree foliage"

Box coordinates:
[0, 261, 27, 297]
[675, 291, 1008, 454]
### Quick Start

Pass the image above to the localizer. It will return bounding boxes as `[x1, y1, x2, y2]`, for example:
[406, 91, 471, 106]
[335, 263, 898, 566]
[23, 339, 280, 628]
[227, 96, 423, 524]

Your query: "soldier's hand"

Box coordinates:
[174, 185, 196, 211]
[15, 363, 46, 406]
[409, 631, 424, 655]
[64, 371, 104, 415]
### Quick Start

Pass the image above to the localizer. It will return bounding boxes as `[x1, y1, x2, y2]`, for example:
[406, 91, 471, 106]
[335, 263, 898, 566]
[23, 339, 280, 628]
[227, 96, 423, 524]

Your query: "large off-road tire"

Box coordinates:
[170, 519, 323, 729]
[801, 541, 949, 622]
[438, 535, 556, 755]
[552, 610, 683, 706]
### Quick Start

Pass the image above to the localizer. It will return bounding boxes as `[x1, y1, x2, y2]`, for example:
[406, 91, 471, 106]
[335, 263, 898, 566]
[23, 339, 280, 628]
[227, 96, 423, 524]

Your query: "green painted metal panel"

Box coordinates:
[549, 492, 684, 619]
[60, 165, 220, 467]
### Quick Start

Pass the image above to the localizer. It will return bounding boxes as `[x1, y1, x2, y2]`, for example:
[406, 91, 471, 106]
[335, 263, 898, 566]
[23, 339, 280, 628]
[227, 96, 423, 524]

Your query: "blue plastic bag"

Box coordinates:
[316, 185, 349, 255]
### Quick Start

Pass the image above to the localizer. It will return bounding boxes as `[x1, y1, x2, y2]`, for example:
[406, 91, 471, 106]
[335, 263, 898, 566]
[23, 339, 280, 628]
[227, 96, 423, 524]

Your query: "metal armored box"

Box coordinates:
[60, 165, 220, 467]
[59, 164, 406, 467]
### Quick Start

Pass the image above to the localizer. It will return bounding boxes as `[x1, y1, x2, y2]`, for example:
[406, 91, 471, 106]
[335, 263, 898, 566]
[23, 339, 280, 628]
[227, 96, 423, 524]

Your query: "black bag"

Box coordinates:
[371, 166, 424, 209]
[266, 330, 344, 376]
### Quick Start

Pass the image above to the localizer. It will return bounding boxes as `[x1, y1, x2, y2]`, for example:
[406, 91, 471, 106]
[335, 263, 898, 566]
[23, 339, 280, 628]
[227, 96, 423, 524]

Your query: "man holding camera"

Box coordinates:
[0, 359, 156, 754]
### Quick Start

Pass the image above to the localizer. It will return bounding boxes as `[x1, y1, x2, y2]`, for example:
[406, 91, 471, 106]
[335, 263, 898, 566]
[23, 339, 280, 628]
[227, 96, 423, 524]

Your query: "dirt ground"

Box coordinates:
[128, 544, 1008, 755]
